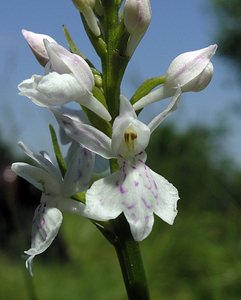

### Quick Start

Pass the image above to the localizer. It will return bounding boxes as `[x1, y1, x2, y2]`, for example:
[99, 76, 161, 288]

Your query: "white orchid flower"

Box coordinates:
[134, 44, 217, 110]
[54, 91, 181, 241]
[11, 142, 95, 275]
[18, 39, 111, 121]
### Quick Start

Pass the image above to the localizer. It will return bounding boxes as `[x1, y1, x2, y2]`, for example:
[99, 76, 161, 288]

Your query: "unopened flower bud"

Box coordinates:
[123, 0, 151, 56]
[165, 44, 217, 92]
[22, 29, 57, 66]
[134, 44, 217, 111]
[72, 0, 101, 36]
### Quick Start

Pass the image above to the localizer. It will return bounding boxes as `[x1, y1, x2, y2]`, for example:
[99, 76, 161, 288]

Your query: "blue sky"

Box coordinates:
[1, 1, 240, 163]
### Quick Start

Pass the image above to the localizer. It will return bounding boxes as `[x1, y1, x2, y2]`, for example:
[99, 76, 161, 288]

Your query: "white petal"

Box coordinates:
[21, 29, 56, 66]
[45, 41, 94, 90]
[85, 161, 155, 241]
[24, 199, 63, 275]
[121, 161, 179, 240]
[112, 96, 150, 157]
[86, 160, 179, 241]
[150, 169, 179, 225]
[133, 85, 173, 111]
[63, 143, 95, 195]
[117, 163, 155, 241]
[57, 198, 86, 216]
[17, 142, 60, 177]
[16, 141, 62, 187]
[148, 88, 181, 133]
[11, 163, 60, 194]
[85, 171, 123, 220]
[53, 110, 113, 159]
[94, 155, 110, 174]
[18, 72, 84, 107]
[119, 95, 137, 119]
[57, 107, 90, 145]
[76, 92, 111, 121]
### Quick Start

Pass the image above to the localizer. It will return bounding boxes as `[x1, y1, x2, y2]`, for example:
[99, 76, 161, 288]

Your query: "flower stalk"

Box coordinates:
[112, 215, 150, 300]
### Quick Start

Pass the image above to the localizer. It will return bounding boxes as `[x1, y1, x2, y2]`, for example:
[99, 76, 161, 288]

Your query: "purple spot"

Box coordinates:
[134, 181, 139, 187]
[153, 180, 158, 190]
[122, 201, 136, 210]
[94, 139, 101, 147]
[120, 185, 127, 194]
[141, 197, 152, 209]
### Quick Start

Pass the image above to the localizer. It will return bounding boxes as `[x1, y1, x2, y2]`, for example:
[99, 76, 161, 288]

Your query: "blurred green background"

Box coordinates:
[1, 0, 241, 299]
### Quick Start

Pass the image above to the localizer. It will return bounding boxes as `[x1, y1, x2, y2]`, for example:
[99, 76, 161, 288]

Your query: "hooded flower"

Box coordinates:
[11, 142, 94, 275]
[18, 38, 111, 121]
[54, 91, 181, 241]
[134, 44, 217, 110]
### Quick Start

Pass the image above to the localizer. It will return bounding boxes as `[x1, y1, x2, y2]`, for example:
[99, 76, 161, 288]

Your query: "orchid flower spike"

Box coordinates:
[11, 142, 94, 275]
[18, 39, 111, 121]
[72, 0, 101, 36]
[54, 92, 181, 241]
[134, 44, 217, 110]
[123, 0, 152, 56]
[21, 29, 57, 66]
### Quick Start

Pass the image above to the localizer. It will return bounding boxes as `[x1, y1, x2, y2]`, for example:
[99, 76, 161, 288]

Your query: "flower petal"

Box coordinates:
[150, 169, 179, 225]
[86, 159, 179, 241]
[57, 107, 90, 145]
[21, 29, 56, 66]
[24, 198, 63, 275]
[63, 143, 95, 195]
[45, 41, 94, 90]
[121, 161, 179, 240]
[112, 96, 150, 157]
[11, 163, 60, 195]
[148, 87, 181, 133]
[85, 171, 123, 220]
[18, 72, 84, 107]
[53, 110, 113, 159]
[17, 142, 61, 180]
[133, 85, 173, 111]
[76, 92, 111, 121]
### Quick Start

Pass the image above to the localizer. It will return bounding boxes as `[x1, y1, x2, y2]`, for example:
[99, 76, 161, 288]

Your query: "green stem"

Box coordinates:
[112, 215, 151, 300]
[101, 1, 129, 120]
